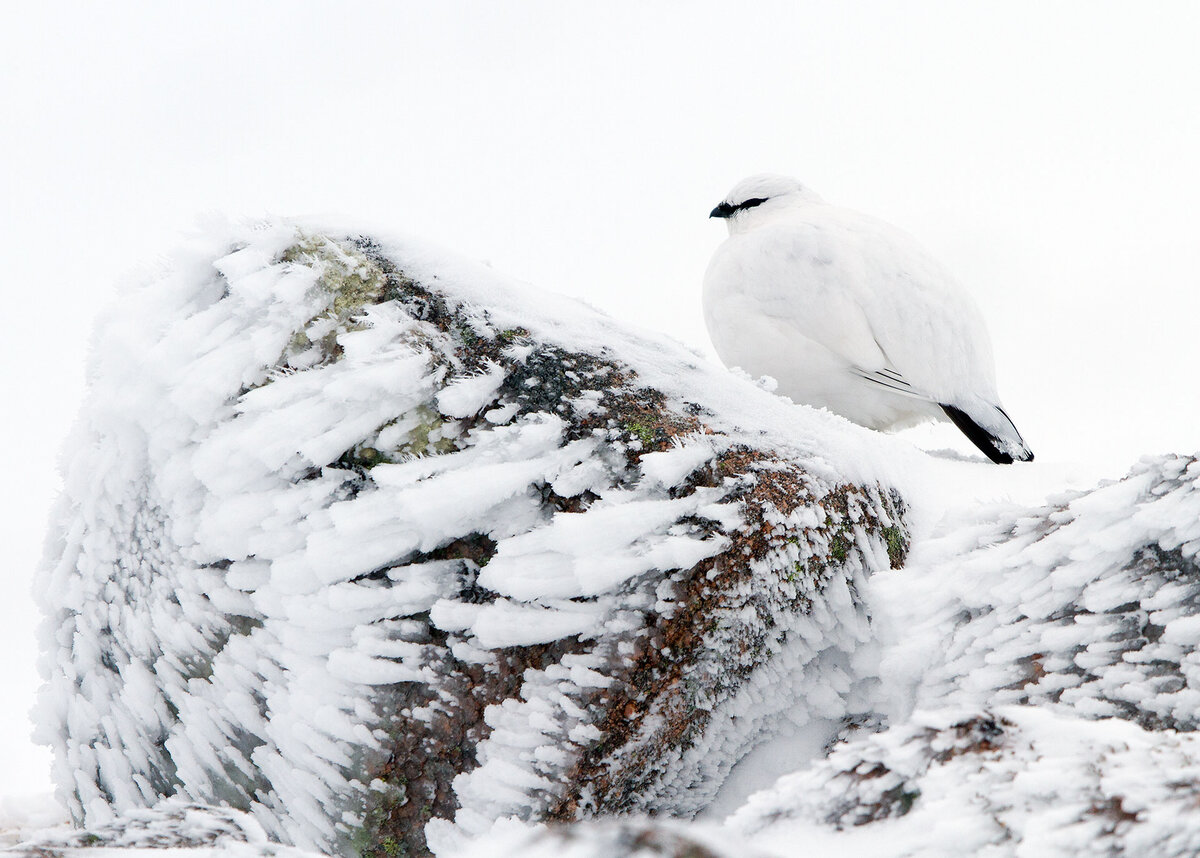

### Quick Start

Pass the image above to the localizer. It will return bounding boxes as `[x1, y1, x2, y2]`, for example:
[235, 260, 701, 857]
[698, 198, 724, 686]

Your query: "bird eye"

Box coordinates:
[737, 197, 768, 211]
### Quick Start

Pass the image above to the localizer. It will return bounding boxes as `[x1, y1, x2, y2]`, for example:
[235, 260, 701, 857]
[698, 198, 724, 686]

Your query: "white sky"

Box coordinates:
[2, 1, 1199, 798]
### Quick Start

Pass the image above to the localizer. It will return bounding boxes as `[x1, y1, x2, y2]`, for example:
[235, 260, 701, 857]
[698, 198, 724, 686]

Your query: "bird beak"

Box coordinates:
[709, 202, 735, 219]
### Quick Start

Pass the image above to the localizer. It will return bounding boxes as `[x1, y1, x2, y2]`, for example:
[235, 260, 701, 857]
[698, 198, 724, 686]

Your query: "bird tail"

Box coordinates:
[940, 402, 1034, 465]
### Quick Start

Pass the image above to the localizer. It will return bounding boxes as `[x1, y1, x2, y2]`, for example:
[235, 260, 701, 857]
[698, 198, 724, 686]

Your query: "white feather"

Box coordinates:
[703, 174, 1031, 461]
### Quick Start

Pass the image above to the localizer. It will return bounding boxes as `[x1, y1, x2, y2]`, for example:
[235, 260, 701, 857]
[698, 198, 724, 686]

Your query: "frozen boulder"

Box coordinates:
[38, 220, 909, 857]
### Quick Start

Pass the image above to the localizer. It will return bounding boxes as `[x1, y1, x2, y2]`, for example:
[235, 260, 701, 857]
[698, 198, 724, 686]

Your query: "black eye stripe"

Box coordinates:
[735, 197, 769, 212]
[710, 196, 772, 219]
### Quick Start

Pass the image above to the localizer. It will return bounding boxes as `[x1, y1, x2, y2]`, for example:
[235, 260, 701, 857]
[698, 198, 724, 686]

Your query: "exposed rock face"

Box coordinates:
[38, 221, 908, 857]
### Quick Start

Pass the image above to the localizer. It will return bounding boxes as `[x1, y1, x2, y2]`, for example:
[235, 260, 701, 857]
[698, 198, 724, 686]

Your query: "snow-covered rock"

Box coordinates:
[452, 816, 759, 858]
[875, 453, 1200, 731]
[733, 705, 1200, 857]
[7, 799, 327, 858]
[438, 453, 1200, 857]
[37, 220, 910, 857]
[38, 217, 1200, 858]
[727, 452, 1200, 857]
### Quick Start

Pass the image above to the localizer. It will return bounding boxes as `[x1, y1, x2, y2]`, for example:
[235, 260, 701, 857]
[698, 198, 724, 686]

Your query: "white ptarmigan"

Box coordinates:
[703, 174, 1033, 464]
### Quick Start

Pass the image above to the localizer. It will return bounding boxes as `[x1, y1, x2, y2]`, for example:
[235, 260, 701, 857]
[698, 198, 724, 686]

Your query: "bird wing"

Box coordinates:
[735, 212, 998, 402]
[723, 222, 932, 395]
[849, 364, 935, 401]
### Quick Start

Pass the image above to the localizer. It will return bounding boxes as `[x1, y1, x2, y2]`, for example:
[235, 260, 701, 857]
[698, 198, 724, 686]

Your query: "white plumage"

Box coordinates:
[703, 174, 1032, 464]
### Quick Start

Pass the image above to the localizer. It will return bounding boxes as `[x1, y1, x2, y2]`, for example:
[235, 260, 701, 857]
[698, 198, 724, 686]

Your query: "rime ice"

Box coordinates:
[35, 220, 909, 857]
[29, 218, 1200, 858]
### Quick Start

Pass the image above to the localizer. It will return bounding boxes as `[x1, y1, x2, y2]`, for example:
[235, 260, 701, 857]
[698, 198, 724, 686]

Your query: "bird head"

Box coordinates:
[709, 174, 822, 234]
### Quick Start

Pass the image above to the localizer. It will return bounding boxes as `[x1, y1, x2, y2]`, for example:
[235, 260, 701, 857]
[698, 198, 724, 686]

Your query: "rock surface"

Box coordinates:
[37, 220, 909, 857]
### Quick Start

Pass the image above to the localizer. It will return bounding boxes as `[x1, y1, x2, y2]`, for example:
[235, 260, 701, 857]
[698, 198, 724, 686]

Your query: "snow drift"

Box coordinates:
[36, 220, 909, 857]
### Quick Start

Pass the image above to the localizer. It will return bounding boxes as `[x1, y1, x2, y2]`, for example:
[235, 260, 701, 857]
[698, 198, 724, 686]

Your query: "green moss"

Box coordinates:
[394, 406, 458, 457]
[349, 826, 373, 857]
[453, 322, 479, 347]
[338, 443, 395, 470]
[885, 785, 921, 817]
[281, 235, 387, 318]
[352, 779, 411, 858]
[784, 537, 805, 583]
[882, 525, 906, 568]
[288, 330, 312, 352]
[625, 421, 656, 445]
[339, 407, 460, 472]
[821, 512, 854, 566]
[497, 327, 529, 343]
[273, 235, 389, 370]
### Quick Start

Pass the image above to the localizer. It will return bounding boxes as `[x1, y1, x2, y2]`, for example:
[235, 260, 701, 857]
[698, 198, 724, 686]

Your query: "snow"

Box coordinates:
[9, 208, 1200, 858]
[697, 718, 839, 821]
[436, 363, 507, 419]
[636, 437, 719, 490]
[731, 705, 1200, 858]
[870, 453, 1200, 732]
[5, 797, 329, 858]
[478, 487, 732, 600]
[0, 793, 70, 846]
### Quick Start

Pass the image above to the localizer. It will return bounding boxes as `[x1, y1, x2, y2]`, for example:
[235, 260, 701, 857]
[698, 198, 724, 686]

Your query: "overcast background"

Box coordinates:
[3, 2, 1198, 798]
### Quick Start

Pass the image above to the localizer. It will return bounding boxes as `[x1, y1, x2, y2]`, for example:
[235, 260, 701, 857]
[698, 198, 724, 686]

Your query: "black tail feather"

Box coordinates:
[940, 403, 1034, 465]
